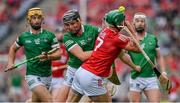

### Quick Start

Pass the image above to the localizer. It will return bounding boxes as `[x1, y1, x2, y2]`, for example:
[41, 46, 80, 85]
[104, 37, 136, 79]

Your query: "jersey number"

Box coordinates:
[94, 37, 103, 51]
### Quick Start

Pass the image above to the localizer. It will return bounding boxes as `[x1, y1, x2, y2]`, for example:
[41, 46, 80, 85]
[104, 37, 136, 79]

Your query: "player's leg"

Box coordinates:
[106, 89, 112, 102]
[31, 85, 52, 102]
[79, 81, 112, 102]
[79, 92, 110, 102]
[66, 67, 84, 102]
[51, 77, 65, 102]
[51, 87, 59, 101]
[79, 96, 92, 102]
[56, 66, 77, 101]
[129, 91, 141, 102]
[25, 98, 32, 103]
[54, 85, 70, 101]
[129, 77, 143, 102]
[66, 88, 83, 102]
[144, 77, 160, 102]
[89, 94, 110, 102]
[25, 75, 52, 102]
[67, 88, 110, 102]
[144, 89, 160, 102]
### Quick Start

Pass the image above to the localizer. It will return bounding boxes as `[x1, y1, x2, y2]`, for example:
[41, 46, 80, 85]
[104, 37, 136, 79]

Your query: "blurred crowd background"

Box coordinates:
[0, 0, 179, 102]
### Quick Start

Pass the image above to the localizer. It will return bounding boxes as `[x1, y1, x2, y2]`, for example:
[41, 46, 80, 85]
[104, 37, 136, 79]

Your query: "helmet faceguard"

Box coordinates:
[62, 9, 80, 23]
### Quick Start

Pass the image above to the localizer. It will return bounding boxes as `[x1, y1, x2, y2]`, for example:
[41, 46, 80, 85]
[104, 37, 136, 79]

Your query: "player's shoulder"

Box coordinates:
[63, 32, 72, 38]
[19, 31, 31, 38]
[146, 32, 157, 39]
[84, 24, 101, 32]
[84, 24, 96, 28]
[63, 32, 73, 42]
[42, 29, 55, 35]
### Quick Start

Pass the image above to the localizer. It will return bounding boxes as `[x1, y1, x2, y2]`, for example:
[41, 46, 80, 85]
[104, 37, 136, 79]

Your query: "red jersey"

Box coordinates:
[52, 44, 69, 78]
[82, 28, 130, 77]
[169, 75, 180, 93]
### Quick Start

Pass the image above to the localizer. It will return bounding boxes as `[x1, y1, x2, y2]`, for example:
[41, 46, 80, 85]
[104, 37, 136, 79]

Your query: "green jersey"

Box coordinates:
[16, 29, 59, 77]
[63, 24, 101, 68]
[128, 33, 159, 79]
[11, 73, 22, 87]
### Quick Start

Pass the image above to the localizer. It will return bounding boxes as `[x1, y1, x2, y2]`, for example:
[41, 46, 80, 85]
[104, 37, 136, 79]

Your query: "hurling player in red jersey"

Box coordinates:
[50, 28, 69, 102]
[66, 8, 141, 102]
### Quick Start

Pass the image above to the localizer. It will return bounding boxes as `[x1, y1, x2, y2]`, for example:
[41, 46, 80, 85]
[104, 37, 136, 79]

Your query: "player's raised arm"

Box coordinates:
[7, 40, 21, 70]
[69, 45, 92, 62]
[118, 50, 141, 72]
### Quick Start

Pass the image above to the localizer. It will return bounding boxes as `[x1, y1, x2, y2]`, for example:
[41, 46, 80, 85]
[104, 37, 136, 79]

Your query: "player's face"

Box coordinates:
[63, 20, 81, 34]
[133, 18, 146, 33]
[29, 15, 43, 30]
[63, 24, 70, 32]
[117, 21, 125, 30]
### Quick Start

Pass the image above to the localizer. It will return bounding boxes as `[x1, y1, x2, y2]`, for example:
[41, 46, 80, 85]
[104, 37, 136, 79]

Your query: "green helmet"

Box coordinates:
[104, 10, 125, 28]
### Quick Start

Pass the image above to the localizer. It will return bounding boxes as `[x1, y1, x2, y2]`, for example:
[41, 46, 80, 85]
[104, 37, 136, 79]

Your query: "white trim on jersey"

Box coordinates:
[81, 25, 84, 33]
[68, 44, 78, 51]
[15, 41, 21, 47]
[156, 47, 160, 50]
[30, 28, 43, 34]
[51, 43, 59, 49]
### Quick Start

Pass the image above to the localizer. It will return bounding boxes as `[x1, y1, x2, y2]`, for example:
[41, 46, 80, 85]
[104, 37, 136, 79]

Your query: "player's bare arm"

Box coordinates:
[47, 48, 61, 60]
[39, 48, 61, 61]
[7, 42, 20, 69]
[52, 64, 68, 71]
[118, 50, 141, 72]
[123, 37, 140, 52]
[156, 49, 168, 79]
[69, 44, 92, 61]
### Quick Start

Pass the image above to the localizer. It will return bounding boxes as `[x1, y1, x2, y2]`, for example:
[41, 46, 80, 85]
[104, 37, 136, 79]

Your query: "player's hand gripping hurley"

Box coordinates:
[123, 26, 172, 93]
[4, 48, 58, 72]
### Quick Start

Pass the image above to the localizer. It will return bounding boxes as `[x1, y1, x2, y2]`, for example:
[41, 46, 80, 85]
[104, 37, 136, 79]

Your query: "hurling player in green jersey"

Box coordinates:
[55, 9, 100, 102]
[6, 7, 61, 102]
[128, 12, 168, 102]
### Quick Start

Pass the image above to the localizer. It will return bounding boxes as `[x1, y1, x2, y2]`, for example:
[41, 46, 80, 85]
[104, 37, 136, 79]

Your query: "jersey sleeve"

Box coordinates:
[15, 34, 23, 47]
[93, 26, 101, 37]
[50, 32, 59, 49]
[154, 36, 159, 49]
[114, 34, 130, 49]
[63, 33, 77, 51]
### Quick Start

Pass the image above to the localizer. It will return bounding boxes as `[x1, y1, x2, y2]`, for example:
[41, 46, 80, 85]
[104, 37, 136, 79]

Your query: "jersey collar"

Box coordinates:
[139, 32, 147, 41]
[81, 25, 84, 33]
[106, 27, 118, 34]
[30, 28, 43, 34]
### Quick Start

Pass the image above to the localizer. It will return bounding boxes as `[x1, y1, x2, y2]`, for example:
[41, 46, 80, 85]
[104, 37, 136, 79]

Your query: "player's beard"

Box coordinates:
[135, 27, 145, 33]
[30, 22, 41, 30]
[31, 25, 41, 30]
[72, 27, 81, 35]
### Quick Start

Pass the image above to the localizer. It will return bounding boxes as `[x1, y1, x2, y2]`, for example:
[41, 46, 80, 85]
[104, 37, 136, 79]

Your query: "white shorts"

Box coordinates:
[9, 86, 22, 95]
[169, 92, 178, 101]
[51, 77, 64, 89]
[72, 67, 107, 96]
[63, 66, 77, 86]
[130, 77, 159, 92]
[25, 75, 52, 90]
